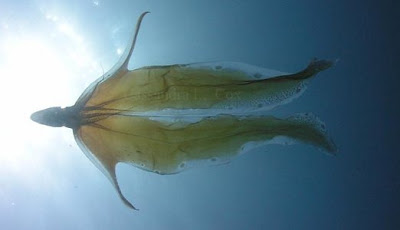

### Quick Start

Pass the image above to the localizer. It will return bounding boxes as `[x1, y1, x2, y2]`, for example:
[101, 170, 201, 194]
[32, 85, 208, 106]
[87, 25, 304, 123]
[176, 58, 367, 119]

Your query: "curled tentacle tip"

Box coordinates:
[307, 59, 334, 73]
[130, 206, 139, 211]
[123, 199, 139, 211]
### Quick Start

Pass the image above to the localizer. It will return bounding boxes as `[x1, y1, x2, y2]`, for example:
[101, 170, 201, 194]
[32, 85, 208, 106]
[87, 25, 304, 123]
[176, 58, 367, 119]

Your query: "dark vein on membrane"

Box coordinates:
[88, 76, 301, 109]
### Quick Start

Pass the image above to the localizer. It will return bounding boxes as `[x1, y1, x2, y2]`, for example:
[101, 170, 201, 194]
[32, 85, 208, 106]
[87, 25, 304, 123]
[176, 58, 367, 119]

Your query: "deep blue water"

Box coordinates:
[1, 0, 398, 229]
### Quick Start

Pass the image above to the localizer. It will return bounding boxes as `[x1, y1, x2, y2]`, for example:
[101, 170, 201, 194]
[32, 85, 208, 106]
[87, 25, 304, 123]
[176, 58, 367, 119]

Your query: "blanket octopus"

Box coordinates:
[31, 12, 337, 210]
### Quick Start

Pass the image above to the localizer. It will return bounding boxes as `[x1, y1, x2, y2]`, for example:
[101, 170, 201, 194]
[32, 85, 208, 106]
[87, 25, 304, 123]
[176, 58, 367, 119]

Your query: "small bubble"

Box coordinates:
[210, 157, 217, 162]
[179, 162, 185, 168]
[215, 65, 222, 70]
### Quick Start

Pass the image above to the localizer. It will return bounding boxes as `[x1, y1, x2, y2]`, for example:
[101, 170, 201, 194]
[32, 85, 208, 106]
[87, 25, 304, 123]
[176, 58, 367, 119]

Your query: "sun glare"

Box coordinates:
[0, 10, 100, 195]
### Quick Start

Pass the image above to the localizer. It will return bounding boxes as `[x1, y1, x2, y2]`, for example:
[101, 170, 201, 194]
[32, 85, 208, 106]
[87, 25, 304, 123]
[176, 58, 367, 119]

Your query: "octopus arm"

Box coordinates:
[84, 59, 333, 116]
[75, 12, 150, 109]
[73, 112, 336, 209]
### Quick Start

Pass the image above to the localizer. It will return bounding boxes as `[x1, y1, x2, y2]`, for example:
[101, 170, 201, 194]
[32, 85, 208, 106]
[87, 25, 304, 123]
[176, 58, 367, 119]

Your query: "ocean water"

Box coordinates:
[0, 0, 398, 229]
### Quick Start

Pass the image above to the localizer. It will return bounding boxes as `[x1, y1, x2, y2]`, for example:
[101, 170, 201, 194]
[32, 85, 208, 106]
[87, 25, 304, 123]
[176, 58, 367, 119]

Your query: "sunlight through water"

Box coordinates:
[0, 8, 103, 205]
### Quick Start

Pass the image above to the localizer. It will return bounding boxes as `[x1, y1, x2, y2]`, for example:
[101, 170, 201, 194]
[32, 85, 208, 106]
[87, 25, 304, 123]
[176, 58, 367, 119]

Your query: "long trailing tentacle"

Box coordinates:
[74, 128, 139, 210]
[74, 11, 150, 109]
[119, 11, 150, 71]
